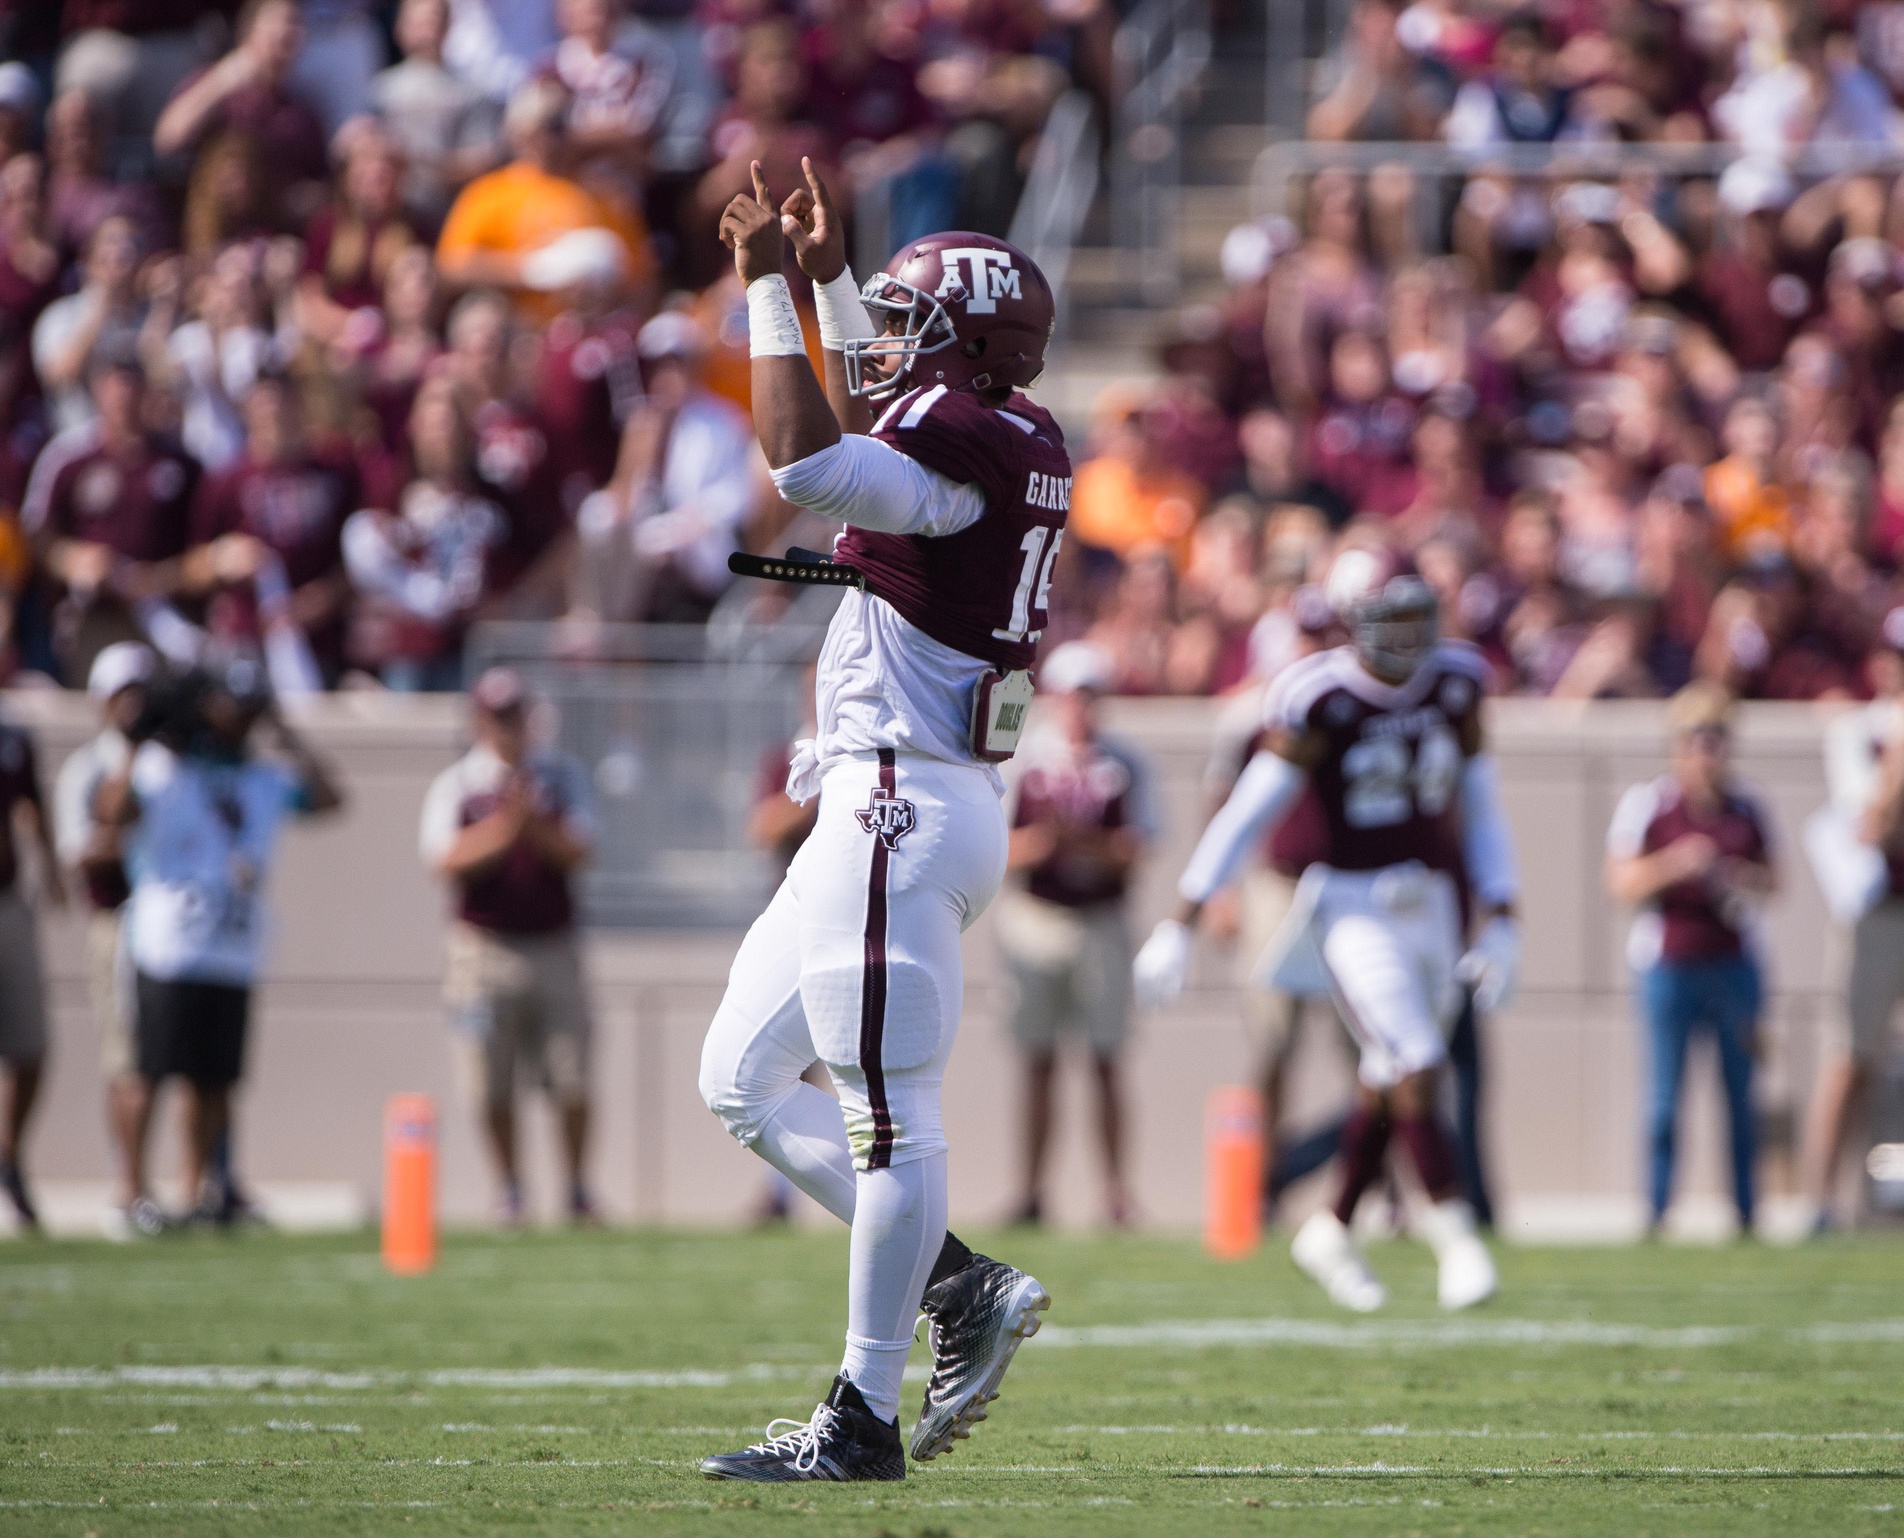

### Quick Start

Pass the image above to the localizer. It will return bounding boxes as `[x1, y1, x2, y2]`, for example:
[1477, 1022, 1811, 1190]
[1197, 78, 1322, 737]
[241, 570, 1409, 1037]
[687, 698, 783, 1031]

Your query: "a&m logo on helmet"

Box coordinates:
[855, 785, 917, 850]
[936, 248, 1022, 315]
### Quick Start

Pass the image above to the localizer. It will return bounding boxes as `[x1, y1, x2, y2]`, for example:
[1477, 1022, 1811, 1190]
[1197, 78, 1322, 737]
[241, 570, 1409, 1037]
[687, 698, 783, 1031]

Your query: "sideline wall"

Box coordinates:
[1, 690, 1847, 1233]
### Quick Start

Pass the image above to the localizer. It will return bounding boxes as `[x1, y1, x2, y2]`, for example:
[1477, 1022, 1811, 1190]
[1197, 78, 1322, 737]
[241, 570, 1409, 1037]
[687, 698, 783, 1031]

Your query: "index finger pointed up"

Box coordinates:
[802, 155, 833, 213]
[751, 160, 773, 208]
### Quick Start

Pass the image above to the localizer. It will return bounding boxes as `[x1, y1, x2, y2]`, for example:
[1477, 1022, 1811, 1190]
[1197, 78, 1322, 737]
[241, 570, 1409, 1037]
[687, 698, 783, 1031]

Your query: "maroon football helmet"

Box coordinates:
[844, 231, 1055, 400]
[1324, 543, 1440, 683]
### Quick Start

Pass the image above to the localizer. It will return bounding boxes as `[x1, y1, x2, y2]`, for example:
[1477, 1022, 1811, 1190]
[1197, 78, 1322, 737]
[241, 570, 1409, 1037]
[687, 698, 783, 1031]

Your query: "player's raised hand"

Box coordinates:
[779, 156, 846, 285]
[718, 161, 783, 285]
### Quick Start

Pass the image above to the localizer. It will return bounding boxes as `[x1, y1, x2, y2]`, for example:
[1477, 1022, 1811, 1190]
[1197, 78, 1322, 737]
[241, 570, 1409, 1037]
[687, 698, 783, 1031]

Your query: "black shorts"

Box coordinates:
[134, 974, 251, 1088]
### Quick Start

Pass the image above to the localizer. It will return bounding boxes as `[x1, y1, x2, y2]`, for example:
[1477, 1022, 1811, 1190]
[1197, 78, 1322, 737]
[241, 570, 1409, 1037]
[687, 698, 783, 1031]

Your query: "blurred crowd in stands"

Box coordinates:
[0, 0, 1112, 691]
[8, 0, 1904, 703]
[1057, 0, 1904, 700]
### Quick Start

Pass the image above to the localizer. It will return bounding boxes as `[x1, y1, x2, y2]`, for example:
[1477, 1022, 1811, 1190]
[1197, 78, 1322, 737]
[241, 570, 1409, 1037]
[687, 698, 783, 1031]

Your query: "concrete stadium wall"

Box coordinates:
[0, 689, 1854, 1237]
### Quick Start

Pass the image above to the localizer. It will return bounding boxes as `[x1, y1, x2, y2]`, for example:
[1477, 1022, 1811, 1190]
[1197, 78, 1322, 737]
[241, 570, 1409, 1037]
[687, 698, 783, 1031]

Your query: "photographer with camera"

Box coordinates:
[94, 657, 344, 1225]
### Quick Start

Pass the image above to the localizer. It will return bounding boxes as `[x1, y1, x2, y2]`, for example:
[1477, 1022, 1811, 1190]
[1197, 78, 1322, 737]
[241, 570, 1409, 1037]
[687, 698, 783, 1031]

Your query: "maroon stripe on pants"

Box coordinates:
[859, 750, 896, 1169]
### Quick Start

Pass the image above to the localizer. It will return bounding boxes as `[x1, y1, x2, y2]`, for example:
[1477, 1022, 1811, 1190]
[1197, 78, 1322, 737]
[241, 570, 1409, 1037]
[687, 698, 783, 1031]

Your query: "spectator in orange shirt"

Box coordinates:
[1068, 394, 1207, 568]
[435, 78, 654, 317]
[1703, 397, 1792, 562]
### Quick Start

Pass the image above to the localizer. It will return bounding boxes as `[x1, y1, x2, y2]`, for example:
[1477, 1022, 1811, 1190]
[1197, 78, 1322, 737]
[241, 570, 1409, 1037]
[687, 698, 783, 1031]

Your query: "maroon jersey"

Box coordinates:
[0, 721, 44, 894]
[470, 399, 566, 592]
[1012, 735, 1150, 908]
[20, 423, 197, 562]
[422, 747, 594, 937]
[1607, 776, 1771, 963]
[190, 449, 356, 665]
[534, 311, 641, 505]
[835, 385, 1073, 672]
[1265, 642, 1488, 877]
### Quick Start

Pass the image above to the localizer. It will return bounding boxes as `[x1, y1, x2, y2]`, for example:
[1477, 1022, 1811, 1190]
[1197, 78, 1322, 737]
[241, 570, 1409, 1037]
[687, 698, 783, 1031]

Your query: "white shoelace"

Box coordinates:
[750, 1402, 840, 1474]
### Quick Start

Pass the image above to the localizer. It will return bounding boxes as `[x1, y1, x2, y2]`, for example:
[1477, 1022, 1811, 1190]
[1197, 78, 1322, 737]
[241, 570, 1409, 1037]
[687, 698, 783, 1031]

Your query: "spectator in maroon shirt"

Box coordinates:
[20, 349, 200, 684]
[341, 374, 506, 689]
[0, 156, 62, 385]
[1606, 682, 1775, 1233]
[1694, 159, 1810, 375]
[188, 373, 357, 681]
[297, 120, 423, 350]
[44, 89, 169, 258]
[802, 2, 936, 154]
[534, 288, 641, 511]
[445, 290, 568, 608]
[353, 244, 443, 456]
[419, 666, 598, 1224]
[154, 0, 330, 223]
[1869, 397, 1904, 570]
[539, 0, 674, 194]
[690, 20, 833, 282]
[999, 642, 1152, 1227]
[1302, 326, 1417, 518]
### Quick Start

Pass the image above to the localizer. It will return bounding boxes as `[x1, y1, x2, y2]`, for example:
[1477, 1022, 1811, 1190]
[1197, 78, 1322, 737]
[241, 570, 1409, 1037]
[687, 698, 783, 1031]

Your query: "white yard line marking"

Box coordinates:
[1034, 1317, 1904, 1351]
[1034, 1319, 1753, 1349]
[1049, 1425, 1904, 1441]
[0, 1364, 830, 1392]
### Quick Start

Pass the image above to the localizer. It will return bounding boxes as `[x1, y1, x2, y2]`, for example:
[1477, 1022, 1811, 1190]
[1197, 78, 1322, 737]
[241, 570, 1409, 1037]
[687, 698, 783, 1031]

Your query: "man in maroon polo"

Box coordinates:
[20, 347, 199, 684]
[419, 666, 597, 1224]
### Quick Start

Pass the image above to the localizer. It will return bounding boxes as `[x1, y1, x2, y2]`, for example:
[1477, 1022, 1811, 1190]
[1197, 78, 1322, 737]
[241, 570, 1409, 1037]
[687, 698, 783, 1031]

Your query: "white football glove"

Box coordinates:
[1133, 919, 1193, 1010]
[1457, 914, 1521, 1015]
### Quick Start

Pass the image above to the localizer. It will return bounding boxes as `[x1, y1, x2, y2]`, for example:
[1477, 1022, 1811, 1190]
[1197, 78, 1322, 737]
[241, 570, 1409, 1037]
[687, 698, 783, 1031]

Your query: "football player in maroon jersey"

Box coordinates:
[1136, 542, 1522, 1312]
[697, 160, 1063, 1481]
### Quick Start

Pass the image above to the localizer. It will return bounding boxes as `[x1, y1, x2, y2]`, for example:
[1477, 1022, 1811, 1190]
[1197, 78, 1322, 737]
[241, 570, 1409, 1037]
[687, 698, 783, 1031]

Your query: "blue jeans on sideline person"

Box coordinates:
[1639, 954, 1760, 1229]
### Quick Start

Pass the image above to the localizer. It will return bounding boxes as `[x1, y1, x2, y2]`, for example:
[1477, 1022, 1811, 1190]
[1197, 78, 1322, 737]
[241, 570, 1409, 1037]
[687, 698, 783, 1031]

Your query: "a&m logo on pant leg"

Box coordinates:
[855, 786, 917, 850]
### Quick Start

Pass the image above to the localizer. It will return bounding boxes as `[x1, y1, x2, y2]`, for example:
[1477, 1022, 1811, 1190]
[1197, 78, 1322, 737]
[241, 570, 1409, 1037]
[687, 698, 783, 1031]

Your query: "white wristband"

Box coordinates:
[746, 274, 807, 358]
[813, 266, 874, 350]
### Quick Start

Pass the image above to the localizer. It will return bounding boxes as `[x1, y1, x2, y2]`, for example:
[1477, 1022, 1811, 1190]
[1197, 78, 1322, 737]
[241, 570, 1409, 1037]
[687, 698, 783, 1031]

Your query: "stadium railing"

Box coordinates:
[1250, 137, 1904, 224]
[1008, 88, 1101, 343]
[1113, 0, 1213, 305]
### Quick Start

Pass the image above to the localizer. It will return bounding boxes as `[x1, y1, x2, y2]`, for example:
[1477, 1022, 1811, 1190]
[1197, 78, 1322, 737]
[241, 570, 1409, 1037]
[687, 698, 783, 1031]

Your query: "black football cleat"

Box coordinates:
[910, 1252, 1049, 1460]
[700, 1375, 906, 1482]
[0, 1159, 40, 1232]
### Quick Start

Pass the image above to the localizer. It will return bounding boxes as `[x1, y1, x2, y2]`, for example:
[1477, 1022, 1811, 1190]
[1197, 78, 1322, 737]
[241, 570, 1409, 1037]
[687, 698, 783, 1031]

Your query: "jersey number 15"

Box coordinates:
[993, 526, 1065, 644]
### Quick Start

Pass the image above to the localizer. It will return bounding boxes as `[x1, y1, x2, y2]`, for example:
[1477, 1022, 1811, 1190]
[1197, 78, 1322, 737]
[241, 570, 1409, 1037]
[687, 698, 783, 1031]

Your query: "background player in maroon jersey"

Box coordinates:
[1136, 542, 1521, 1312]
[696, 160, 1062, 1481]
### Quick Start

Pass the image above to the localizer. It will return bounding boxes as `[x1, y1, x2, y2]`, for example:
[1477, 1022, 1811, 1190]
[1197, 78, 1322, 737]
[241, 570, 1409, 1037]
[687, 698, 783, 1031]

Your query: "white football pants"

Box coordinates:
[1312, 863, 1463, 1090]
[700, 750, 1009, 1173]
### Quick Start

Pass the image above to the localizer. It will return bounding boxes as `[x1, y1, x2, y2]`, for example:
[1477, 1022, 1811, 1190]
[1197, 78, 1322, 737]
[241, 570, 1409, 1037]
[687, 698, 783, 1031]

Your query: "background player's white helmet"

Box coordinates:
[1325, 545, 1440, 683]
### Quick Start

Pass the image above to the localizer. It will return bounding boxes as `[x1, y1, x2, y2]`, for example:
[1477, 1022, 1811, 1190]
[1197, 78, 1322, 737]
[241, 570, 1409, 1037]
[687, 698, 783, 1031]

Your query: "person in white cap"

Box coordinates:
[1804, 607, 1904, 1229]
[571, 310, 759, 622]
[0, 692, 63, 1232]
[997, 640, 1154, 1228]
[55, 642, 163, 1237]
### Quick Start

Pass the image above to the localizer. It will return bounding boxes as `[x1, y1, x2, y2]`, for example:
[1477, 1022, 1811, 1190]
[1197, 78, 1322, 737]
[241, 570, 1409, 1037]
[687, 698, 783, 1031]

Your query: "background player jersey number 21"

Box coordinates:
[1342, 724, 1461, 829]
[994, 526, 1064, 644]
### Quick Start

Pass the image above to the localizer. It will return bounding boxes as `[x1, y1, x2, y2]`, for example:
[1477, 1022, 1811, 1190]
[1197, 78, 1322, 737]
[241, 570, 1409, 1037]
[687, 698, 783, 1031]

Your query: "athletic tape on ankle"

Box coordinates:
[813, 266, 874, 350]
[746, 274, 807, 358]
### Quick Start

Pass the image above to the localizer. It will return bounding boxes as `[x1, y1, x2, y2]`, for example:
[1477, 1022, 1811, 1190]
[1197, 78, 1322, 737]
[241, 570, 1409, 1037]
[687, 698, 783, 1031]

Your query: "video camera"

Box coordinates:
[126, 656, 273, 756]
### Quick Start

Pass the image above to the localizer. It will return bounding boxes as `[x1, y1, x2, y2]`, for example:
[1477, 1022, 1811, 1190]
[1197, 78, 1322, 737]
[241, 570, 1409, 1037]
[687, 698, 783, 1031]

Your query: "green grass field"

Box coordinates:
[0, 1227, 1899, 1536]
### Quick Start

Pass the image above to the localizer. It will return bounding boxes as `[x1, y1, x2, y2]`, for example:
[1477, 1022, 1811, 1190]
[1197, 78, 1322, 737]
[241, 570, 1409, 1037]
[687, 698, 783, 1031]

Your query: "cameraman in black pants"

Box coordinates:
[95, 658, 343, 1223]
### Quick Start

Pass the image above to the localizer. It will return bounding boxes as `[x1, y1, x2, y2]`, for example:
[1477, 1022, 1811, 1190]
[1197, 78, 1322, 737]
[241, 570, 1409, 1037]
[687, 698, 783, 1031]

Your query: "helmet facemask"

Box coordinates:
[843, 272, 959, 399]
[1352, 579, 1441, 683]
